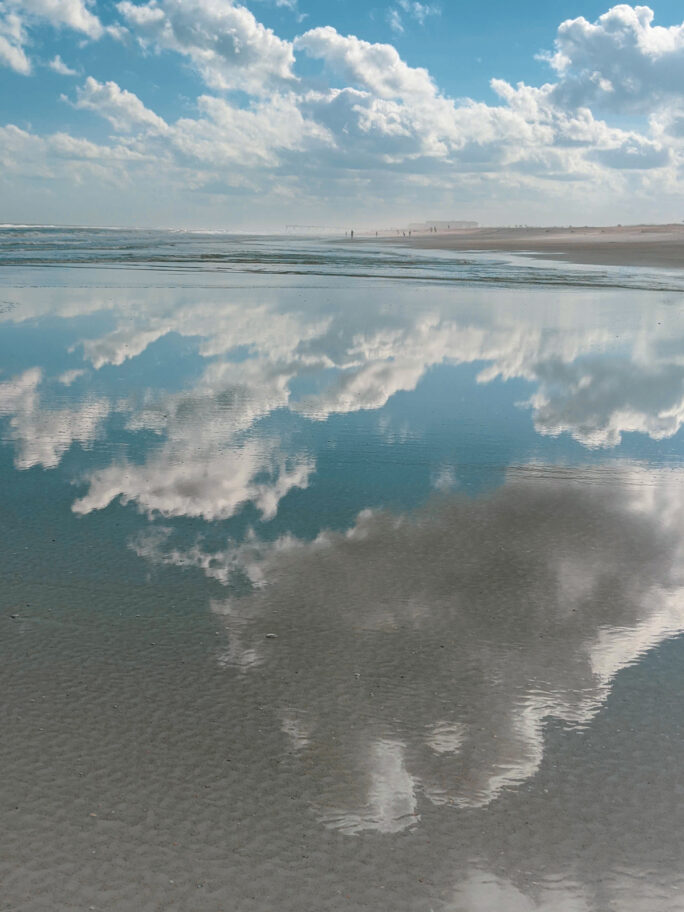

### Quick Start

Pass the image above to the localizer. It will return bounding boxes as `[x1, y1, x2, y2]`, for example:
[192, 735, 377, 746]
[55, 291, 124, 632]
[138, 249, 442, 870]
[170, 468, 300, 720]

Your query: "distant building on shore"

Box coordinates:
[407, 220, 478, 231]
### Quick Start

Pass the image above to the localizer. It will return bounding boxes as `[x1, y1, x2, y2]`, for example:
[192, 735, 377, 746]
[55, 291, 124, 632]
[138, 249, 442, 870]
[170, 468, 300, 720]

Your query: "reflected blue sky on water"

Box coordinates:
[1, 233, 684, 911]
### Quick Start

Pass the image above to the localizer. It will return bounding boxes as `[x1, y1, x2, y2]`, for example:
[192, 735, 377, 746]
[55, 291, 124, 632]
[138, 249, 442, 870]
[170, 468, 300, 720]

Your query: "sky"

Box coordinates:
[0, 0, 683, 229]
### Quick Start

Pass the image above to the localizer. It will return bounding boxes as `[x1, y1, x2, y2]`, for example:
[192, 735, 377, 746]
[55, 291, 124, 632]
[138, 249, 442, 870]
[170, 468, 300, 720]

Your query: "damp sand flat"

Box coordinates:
[1, 231, 684, 912]
[391, 223, 684, 269]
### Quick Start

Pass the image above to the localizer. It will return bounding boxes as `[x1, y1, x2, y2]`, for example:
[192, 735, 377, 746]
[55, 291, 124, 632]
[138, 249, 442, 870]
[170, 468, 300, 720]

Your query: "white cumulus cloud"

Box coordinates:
[0, 7, 29, 73]
[547, 4, 684, 113]
[295, 26, 437, 99]
[12, 0, 104, 39]
[74, 77, 169, 133]
[0, 0, 117, 75]
[1, 3, 684, 224]
[117, 0, 296, 92]
[48, 54, 78, 76]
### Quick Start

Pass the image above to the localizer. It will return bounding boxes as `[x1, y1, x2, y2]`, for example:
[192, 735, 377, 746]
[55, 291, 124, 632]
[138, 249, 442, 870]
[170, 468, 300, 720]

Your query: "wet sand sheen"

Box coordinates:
[3, 467, 684, 911]
[1, 235, 684, 911]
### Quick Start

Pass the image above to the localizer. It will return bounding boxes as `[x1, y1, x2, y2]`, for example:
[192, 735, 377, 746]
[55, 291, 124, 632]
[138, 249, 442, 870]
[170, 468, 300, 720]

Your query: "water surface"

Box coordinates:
[1, 229, 684, 911]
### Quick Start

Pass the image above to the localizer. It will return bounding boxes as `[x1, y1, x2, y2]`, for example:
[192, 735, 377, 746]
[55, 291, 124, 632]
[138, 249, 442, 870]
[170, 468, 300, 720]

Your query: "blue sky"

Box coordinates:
[1, 0, 683, 228]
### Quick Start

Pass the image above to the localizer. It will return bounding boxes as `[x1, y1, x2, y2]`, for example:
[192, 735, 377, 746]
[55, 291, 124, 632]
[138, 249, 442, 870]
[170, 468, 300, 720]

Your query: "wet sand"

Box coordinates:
[385, 224, 684, 269]
[2, 236, 684, 911]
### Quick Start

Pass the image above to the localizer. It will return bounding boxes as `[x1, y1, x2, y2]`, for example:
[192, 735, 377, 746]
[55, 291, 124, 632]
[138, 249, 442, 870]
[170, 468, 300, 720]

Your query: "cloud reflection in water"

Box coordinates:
[135, 466, 684, 834]
[1, 257, 684, 910]
[1, 278, 683, 521]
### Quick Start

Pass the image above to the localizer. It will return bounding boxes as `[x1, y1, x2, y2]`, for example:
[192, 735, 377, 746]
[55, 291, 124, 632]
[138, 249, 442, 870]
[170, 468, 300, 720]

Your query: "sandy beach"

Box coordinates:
[384, 223, 684, 269]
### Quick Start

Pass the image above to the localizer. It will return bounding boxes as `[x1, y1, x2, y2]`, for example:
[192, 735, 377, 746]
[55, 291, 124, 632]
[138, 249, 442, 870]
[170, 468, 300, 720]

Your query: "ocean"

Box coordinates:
[1, 227, 684, 911]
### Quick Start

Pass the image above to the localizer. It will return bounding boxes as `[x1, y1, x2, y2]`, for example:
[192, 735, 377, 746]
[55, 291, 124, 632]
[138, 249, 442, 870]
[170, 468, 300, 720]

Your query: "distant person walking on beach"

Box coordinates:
[350, 229, 354, 239]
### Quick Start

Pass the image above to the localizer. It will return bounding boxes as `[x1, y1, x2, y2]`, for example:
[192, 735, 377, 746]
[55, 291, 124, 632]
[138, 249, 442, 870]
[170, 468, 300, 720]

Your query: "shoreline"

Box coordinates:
[373, 224, 684, 270]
